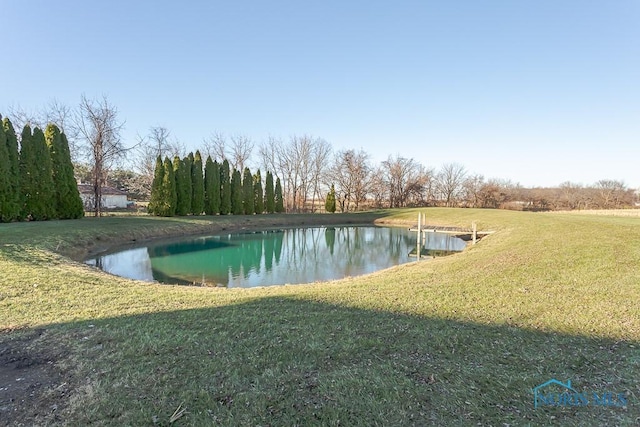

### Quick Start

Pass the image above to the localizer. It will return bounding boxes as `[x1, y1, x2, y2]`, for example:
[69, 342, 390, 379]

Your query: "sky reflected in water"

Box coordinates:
[86, 226, 466, 288]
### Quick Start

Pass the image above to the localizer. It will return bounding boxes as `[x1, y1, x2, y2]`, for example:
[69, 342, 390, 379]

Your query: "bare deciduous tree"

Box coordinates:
[462, 174, 485, 208]
[288, 135, 335, 212]
[309, 138, 332, 212]
[436, 163, 467, 207]
[75, 95, 126, 216]
[258, 135, 280, 177]
[381, 155, 423, 208]
[277, 135, 309, 212]
[202, 130, 253, 169]
[330, 149, 371, 212]
[6, 104, 40, 133]
[44, 100, 76, 136]
[258, 135, 333, 212]
[558, 181, 583, 210]
[368, 165, 388, 208]
[477, 178, 512, 209]
[202, 131, 228, 163]
[229, 134, 254, 172]
[133, 126, 183, 198]
[405, 165, 435, 207]
[595, 179, 628, 209]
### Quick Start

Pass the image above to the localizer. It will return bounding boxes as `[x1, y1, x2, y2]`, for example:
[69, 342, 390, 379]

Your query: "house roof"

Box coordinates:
[77, 184, 127, 196]
[532, 378, 575, 393]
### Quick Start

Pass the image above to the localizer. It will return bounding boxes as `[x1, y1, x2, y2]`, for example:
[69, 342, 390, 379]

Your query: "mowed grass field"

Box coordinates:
[1, 209, 639, 426]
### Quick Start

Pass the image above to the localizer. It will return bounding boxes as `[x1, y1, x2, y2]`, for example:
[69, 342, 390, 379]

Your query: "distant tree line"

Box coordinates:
[100, 135, 640, 213]
[147, 151, 284, 216]
[5, 102, 638, 214]
[0, 115, 83, 222]
[498, 180, 636, 211]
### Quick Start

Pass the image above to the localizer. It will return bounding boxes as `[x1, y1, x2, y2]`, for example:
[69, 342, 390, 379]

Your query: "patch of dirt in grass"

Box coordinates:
[0, 329, 74, 426]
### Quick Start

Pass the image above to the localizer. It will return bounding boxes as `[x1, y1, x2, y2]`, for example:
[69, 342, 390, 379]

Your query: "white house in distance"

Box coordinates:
[77, 184, 129, 209]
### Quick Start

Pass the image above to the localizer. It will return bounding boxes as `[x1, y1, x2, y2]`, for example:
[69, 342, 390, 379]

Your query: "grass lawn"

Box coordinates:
[1, 209, 639, 426]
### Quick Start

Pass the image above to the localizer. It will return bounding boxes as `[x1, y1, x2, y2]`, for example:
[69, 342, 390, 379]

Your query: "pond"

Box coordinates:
[86, 226, 466, 288]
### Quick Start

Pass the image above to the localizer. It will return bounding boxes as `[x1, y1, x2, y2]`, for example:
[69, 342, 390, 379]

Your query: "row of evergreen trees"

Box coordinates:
[0, 117, 84, 222]
[148, 152, 285, 216]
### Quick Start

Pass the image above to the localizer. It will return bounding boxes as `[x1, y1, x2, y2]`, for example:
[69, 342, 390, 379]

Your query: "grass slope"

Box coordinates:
[1, 209, 639, 426]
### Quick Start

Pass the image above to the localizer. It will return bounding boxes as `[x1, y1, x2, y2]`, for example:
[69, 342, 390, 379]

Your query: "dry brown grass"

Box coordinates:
[547, 208, 640, 217]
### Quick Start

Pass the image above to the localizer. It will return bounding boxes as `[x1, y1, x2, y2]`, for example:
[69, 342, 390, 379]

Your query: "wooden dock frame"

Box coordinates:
[410, 213, 494, 260]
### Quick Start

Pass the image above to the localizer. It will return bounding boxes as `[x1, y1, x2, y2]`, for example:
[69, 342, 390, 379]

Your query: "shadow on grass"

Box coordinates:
[2, 296, 638, 426]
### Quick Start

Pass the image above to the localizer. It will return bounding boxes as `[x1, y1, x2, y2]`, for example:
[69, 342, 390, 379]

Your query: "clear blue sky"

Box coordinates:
[2, 1, 639, 188]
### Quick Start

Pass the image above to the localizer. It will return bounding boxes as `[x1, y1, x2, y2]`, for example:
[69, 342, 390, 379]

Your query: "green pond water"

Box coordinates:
[86, 226, 466, 288]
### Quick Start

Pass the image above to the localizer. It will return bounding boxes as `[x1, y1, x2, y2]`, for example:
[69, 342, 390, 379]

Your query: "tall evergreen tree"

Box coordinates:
[253, 169, 264, 214]
[242, 167, 254, 215]
[212, 160, 221, 214]
[172, 156, 184, 214]
[274, 177, 284, 213]
[2, 118, 22, 221]
[325, 184, 337, 213]
[204, 156, 220, 215]
[265, 171, 275, 214]
[20, 125, 56, 220]
[220, 159, 231, 215]
[0, 123, 10, 222]
[33, 127, 56, 219]
[148, 156, 164, 215]
[61, 132, 84, 218]
[18, 125, 34, 218]
[45, 125, 84, 219]
[231, 168, 243, 214]
[183, 154, 193, 213]
[173, 155, 191, 215]
[191, 150, 205, 215]
[162, 156, 177, 216]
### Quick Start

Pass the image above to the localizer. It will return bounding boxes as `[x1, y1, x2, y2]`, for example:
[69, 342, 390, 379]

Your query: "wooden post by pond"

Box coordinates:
[416, 212, 422, 260]
[472, 221, 477, 245]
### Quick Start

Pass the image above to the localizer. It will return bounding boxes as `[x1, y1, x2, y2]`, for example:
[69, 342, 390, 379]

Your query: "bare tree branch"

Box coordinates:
[75, 95, 127, 216]
[330, 149, 371, 212]
[202, 131, 227, 162]
[381, 155, 423, 208]
[229, 133, 254, 172]
[6, 104, 42, 133]
[436, 163, 467, 207]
